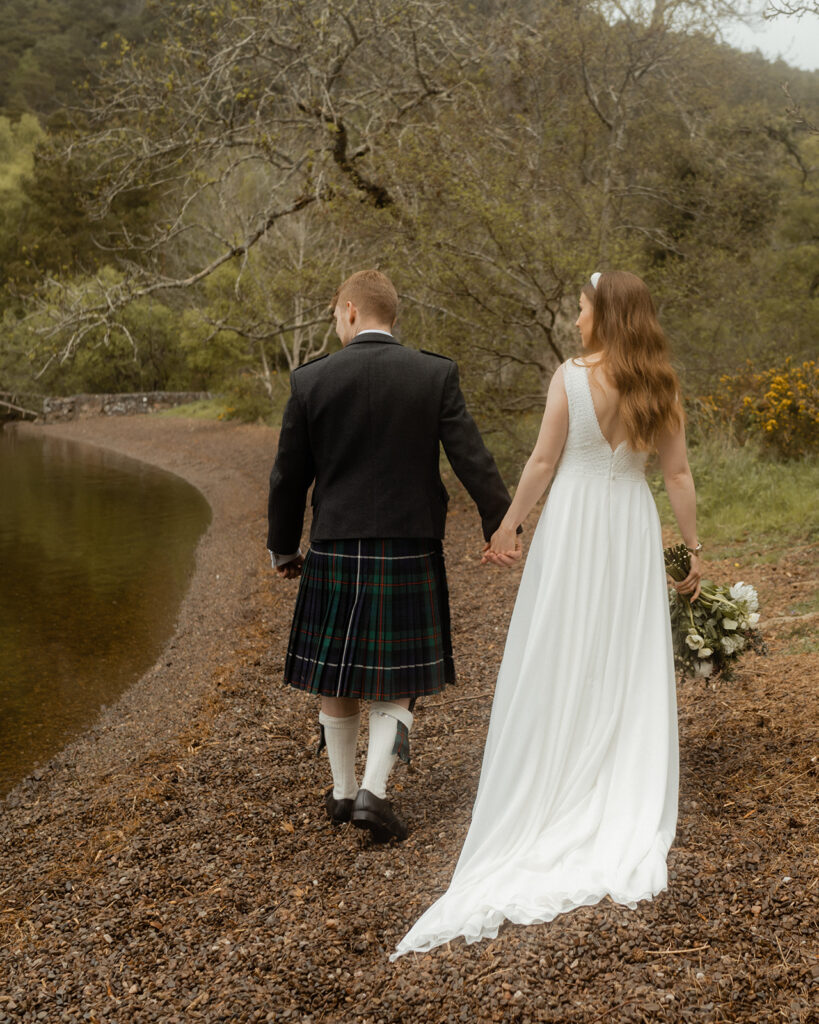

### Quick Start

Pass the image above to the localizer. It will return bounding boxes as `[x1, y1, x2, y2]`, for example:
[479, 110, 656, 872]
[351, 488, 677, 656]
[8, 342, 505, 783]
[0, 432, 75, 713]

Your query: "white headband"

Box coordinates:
[590, 272, 601, 289]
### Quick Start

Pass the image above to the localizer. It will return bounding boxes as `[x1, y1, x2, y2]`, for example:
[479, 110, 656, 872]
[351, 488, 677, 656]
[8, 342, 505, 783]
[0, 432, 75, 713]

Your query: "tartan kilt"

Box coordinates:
[284, 538, 455, 700]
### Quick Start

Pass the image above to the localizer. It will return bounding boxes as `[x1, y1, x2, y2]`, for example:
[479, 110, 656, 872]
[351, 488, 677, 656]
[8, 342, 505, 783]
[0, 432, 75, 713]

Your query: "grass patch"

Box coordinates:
[780, 618, 819, 655]
[782, 638, 818, 655]
[158, 382, 293, 427]
[787, 590, 819, 616]
[784, 635, 819, 656]
[159, 398, 232, 420]
[649, 437, 819, 561]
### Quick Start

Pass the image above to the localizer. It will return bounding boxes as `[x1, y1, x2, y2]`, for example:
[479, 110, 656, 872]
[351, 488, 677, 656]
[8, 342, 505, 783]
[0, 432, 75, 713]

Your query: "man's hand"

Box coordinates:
[481, 528, 523, 568]
[275, 556, 305, 579]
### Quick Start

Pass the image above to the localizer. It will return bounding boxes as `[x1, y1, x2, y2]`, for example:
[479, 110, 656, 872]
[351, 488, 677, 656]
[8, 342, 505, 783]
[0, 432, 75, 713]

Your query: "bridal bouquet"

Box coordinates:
[664, 544, 766, 680]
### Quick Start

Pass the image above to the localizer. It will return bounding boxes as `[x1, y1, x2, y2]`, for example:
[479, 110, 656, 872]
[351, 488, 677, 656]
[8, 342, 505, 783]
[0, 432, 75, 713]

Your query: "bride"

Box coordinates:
[392, 270, 702, 960]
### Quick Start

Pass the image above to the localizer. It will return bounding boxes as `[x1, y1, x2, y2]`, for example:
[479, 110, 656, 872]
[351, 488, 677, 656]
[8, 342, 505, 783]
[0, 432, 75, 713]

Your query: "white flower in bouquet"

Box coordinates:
[730, 582, 759, 613]
[664, 544, 766, 681]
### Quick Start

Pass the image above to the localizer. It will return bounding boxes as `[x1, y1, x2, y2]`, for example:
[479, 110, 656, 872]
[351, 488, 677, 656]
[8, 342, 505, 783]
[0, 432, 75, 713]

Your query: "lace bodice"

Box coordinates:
[558, 359, 648, 482]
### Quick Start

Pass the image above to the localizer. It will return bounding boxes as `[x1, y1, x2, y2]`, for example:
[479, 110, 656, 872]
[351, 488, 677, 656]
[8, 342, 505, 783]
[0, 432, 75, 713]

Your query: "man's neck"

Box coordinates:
[355, 323, 393, 337]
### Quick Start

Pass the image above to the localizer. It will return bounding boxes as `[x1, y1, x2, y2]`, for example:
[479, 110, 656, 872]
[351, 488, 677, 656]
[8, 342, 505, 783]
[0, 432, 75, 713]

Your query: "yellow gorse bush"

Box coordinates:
[700, 359, 819, 460]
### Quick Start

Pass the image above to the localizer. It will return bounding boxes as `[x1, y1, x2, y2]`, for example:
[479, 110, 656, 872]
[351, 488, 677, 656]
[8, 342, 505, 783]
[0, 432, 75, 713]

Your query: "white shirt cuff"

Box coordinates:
[270, 549, 302, 568]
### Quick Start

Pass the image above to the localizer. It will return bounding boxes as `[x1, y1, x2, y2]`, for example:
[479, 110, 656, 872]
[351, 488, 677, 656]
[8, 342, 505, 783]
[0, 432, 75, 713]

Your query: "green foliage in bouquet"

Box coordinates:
[664, 544, 767, 681]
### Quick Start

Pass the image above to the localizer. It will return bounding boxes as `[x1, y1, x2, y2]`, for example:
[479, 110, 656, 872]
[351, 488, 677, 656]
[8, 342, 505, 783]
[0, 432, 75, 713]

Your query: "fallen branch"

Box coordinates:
[0, 397, 40, 419]
[425, 690, 494, 707]
[761, 612, 818, 628]
[645, 943, 710, 955]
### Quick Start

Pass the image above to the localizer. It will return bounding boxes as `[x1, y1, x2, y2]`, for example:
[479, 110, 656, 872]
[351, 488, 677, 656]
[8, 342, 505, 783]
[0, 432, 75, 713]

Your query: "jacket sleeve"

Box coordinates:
[266, 376, 316, 553]
[438, 359, 513, 541]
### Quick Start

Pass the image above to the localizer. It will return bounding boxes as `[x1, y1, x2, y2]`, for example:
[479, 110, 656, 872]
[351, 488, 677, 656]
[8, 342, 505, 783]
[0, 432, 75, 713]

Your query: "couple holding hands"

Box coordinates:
[267, 268, 701, 959]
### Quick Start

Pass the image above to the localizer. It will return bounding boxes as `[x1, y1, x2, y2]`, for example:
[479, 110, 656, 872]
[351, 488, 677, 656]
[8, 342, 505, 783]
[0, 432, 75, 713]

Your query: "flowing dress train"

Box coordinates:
[391, 359, 679, 959]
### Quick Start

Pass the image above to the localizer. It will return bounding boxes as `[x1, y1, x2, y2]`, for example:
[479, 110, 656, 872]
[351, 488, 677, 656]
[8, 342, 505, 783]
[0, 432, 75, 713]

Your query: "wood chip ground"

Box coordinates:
[1, 418, 816, 1023]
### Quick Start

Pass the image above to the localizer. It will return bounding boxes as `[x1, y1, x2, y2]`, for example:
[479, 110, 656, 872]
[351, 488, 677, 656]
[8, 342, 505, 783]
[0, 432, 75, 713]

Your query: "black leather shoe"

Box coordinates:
[325, 788, 354, 825]
[350, 788, 408, 843]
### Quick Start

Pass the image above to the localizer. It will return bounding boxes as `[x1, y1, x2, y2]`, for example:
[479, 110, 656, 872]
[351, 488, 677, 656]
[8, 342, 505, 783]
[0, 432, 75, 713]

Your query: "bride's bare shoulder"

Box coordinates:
[572, 354, 603, 368]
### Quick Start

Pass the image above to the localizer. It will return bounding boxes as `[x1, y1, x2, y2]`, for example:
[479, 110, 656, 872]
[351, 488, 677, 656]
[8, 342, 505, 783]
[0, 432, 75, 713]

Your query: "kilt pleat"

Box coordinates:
[284, 538, 455, 700]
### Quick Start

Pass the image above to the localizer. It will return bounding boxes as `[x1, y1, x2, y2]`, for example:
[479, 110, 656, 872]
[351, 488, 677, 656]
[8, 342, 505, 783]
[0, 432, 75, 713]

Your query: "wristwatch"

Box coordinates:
[686, 542, 703, 555]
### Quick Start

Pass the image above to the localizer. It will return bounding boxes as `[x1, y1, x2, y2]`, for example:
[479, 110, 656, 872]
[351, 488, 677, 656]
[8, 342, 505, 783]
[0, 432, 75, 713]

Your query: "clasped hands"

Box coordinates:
[481, 525, 522, 568]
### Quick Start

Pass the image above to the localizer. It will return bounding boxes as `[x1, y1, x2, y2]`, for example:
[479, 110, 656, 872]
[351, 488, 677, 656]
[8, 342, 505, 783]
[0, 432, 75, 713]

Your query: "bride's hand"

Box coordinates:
[481, 527, 522, 567]
[672, 552, 702, 602]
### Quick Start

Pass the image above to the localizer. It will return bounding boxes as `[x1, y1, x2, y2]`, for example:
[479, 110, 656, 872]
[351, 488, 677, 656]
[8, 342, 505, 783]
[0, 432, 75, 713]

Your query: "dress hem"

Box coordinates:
[390, 882, 667, 961]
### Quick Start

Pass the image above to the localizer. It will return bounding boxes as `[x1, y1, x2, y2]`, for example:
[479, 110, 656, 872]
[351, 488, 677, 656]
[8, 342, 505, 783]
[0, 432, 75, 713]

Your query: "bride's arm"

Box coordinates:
[656, 413, 702, 601]
[484, 366, 569, 562]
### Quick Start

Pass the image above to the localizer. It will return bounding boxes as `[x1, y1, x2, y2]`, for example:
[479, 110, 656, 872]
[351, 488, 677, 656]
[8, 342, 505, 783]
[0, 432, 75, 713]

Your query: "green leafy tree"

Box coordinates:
[20, 0, 477, 367]
[2, 0, 817, 432]
[0, 115, 44, 246]
[0, 0, 167, 115]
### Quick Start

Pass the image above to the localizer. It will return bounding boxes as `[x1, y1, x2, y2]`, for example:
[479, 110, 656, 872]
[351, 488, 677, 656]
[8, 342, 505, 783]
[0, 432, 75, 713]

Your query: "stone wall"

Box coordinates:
[42, 392, 212, 423]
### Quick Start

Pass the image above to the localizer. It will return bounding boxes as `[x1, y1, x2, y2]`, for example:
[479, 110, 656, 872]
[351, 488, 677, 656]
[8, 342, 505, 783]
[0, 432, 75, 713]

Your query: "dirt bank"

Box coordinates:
[0, 416, 815, 1024]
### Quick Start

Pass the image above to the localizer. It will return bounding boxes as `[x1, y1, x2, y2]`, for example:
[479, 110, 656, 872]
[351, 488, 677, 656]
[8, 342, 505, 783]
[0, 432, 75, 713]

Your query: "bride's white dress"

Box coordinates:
[391, 359, 678, 960]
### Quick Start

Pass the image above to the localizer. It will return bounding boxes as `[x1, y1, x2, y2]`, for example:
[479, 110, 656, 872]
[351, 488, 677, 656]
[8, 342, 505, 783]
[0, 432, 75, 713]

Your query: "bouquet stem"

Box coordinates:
[663, 543, 766, 681]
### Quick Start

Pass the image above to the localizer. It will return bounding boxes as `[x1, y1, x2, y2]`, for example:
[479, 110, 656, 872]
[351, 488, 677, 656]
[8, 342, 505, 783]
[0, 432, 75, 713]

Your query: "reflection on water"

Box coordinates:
[0, 428, 211, 796]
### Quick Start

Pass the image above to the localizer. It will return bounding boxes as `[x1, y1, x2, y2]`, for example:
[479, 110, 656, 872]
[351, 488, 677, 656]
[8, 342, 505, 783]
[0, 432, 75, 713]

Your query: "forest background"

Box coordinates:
[0, 0, 817, 493]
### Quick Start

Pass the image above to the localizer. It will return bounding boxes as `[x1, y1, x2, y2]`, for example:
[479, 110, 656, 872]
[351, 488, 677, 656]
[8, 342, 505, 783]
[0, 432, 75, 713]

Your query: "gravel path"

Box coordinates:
[1, 417, 816, 1023]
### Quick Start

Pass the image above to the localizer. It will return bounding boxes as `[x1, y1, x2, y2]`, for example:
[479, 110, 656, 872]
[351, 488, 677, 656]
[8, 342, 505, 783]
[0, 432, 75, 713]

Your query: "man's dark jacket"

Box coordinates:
[267, 332, 513, 554]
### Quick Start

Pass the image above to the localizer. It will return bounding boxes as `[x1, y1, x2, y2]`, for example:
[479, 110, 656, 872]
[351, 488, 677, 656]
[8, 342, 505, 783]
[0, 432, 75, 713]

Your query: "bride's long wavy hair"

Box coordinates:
[581, 271, 683, 451]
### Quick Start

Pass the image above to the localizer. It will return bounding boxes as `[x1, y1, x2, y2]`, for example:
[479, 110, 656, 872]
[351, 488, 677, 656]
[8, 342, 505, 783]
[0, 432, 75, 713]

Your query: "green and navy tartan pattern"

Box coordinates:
[284, 538, 455, 700]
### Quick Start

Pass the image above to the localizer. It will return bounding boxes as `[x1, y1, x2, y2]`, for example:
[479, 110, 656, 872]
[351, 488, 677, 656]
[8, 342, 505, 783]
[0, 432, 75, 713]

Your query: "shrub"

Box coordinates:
[700, 359, 819, 460]
[222, 374, 280, 424]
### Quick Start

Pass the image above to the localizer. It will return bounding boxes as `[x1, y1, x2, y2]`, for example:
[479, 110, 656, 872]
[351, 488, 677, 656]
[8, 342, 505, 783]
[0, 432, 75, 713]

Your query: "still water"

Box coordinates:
[0, 428, 211, 796]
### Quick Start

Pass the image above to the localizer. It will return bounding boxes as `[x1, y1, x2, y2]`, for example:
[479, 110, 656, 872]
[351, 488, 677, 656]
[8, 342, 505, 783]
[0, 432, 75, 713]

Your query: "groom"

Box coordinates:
[267, 269, 515, 842]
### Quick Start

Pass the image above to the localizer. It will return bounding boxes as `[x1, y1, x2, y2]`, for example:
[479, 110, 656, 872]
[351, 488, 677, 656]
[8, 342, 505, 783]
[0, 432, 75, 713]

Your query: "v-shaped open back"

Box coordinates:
[579, 362, 629, 453]
[560, 360, 648, 481]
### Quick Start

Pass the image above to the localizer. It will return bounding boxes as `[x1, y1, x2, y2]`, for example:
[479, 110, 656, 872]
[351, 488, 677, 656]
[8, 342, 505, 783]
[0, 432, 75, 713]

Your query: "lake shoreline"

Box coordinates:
[3, 415, 279, 804]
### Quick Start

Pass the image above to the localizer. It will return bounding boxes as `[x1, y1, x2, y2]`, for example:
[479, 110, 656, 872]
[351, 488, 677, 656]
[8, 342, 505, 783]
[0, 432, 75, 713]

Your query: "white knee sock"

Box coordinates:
[318, 711, 360, 800]
[361, 702, 414, 801]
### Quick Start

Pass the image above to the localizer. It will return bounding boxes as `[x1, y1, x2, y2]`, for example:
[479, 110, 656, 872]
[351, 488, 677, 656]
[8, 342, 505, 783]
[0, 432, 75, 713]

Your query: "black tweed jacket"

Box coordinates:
[267, 331, 512, 553]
